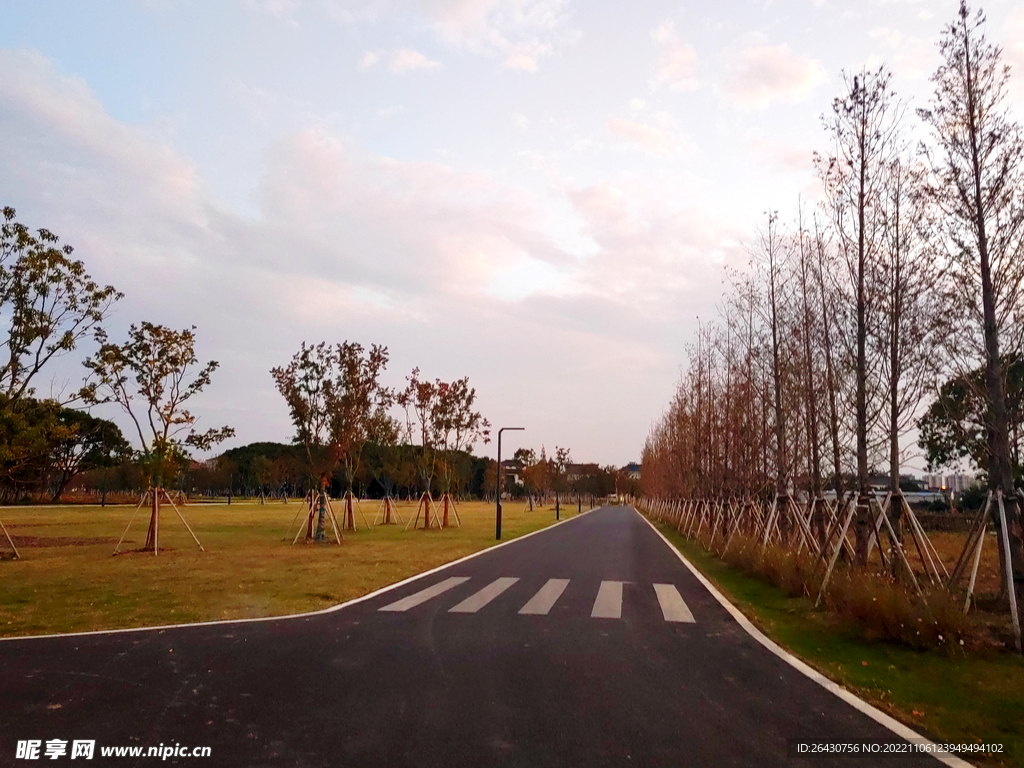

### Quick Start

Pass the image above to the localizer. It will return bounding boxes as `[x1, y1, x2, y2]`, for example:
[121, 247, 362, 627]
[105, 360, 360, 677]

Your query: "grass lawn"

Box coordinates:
[652, 520, 1024, 767]
[0, 497, 574, 637]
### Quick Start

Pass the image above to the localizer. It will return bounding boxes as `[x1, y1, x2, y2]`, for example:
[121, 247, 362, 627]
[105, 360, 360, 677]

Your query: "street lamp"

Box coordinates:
[496, 426, 525, 540]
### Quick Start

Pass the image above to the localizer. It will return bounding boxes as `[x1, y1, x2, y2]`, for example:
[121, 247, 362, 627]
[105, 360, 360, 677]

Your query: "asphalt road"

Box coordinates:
[0, 506, 949, 767]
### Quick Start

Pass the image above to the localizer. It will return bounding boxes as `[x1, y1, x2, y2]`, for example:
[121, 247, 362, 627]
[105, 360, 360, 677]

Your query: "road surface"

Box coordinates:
[0, 506, 950, 766]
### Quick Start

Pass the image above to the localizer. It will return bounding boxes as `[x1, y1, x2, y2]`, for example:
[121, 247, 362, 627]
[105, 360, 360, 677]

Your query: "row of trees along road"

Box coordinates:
[642, 3, 1024, 615]
[271, 346, 491, 540]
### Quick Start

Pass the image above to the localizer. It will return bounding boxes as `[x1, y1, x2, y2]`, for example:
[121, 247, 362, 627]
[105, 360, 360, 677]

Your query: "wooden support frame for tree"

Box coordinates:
[405, 491, 441, 531]
[996, 491, 1022, 653]
[437, 492, 462, 528]
[875, 492, 948, 586]
[340, 491, 371, 531]
[1, 516, 20, 559]
[373, 495, 404, 525]
[813, 491, 922, 605]
[948, 493, 993, 604]
[290, 489, 343, 545]
[113, 487, 204, 556]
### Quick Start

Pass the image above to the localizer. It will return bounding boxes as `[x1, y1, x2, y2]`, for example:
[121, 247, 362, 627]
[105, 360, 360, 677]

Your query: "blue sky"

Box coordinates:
[2, 0, 1023, 467]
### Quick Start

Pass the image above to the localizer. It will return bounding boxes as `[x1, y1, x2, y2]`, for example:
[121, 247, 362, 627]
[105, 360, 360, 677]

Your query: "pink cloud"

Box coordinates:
[650, 20, 699, 91]
[606, 116, 695, 159]
[724, 43, 826, 110]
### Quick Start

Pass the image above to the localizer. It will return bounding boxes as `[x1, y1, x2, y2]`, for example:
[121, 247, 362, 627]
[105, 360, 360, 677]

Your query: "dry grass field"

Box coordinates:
[0, 497, 572, 637]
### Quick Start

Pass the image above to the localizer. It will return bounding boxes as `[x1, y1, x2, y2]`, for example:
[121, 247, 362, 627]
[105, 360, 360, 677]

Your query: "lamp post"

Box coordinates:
[496, 427, 524, 540]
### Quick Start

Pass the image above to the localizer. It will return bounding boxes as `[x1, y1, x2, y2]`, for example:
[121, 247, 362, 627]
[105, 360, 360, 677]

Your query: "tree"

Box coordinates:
[1, 207, 121, 404]
[878, 154, 936, 562]
[0, 396, 65, 500]
[918, 1, 1024, 591]
[271, 341, 390, 539]
[48, 408, 131, 502]
[0, 208, 121, 504]
[83, 322, 234, 551]
[552, 446, 572, 507]
[434, 376, 490, 520]
[819, 65, 903, 565]
[918, 355, 1024, 481]
[83, 322, 233, 487]
[397, 368, 441, 500]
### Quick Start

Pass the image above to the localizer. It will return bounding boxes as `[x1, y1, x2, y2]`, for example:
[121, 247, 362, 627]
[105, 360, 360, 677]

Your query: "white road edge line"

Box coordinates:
[634, 507, 974, 768]
[0, 506, 601, 643]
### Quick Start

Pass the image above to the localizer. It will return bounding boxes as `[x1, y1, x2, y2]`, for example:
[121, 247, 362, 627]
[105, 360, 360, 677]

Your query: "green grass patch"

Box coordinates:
[653, 520, 1024, 768]
[0, 499, 571, 637]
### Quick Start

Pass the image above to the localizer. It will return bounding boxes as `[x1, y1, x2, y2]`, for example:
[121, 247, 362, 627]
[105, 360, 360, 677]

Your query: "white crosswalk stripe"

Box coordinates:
[379, 576, 469, 612]
[449, 577, 519, 613]
[379, 577, 696, 623]
[591, 580, 624, 619]
[518, 578, 569, 615]
[653, 583, 696, 623]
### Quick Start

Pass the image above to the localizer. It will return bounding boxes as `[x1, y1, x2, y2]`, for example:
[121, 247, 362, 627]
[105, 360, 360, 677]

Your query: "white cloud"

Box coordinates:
[563, 177, 742, 315]
[0, 45, 742, 465]
[629, 98, 645, 111]
[388, 48, 440, 73]
[616, 123, 691, 160]
[328, 0, 577, 71]
[743, 134, 812, 173]
[357, 48, 440, 74]
[869, 27, 901, 47]
[868, 27, 935, 80]
[723, 42, 827, 110]
[241, 0, 302, 27]
[650, 20, 698, 91]
[606, 116, 694, 159]
[359, 50, 381, 69]
[1005, 8, 1024, 106]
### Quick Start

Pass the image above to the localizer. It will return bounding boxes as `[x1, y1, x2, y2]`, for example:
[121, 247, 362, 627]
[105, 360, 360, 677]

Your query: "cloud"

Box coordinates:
[1004, 8, 1024, 106]
[427, 0, 575, 69]
[387, 48, 440, 73]
[723, 42, 826, 110]
[606, 116, 694, 159]
[562, 176, 743, 317]
[743, 134, 812, 173]
[358, 48, 439, 73]
[241, 0, 302, 27]
[629, 98, 645, 111]
[868, 27, 936, 80]
[328, 0, 577, 71]
[650, 20, 699, 91]
[359, 50, 381, 69]
[0, 46, 731, 465]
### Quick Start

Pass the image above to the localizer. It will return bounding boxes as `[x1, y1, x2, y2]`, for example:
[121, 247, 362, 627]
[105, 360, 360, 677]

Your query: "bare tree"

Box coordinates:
[879, 153, 936, 562]
[918, 1, 1024, 593]
[819, 65, 903, 565]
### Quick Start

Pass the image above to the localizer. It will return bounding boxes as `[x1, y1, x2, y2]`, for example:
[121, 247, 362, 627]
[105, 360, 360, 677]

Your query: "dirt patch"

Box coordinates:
[8, 536, 115, 548]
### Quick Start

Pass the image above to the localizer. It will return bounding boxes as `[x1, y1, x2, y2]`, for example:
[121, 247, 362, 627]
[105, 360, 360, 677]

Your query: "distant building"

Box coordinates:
[624, 462, 642, 480]
[500, 459, 524, 486]
[922, 472, 976, 493]
[566, 463, 601, 483]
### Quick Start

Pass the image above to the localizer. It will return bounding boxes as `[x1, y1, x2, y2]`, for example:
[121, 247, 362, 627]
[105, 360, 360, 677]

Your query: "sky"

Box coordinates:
[2, 0, 1023, 469]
